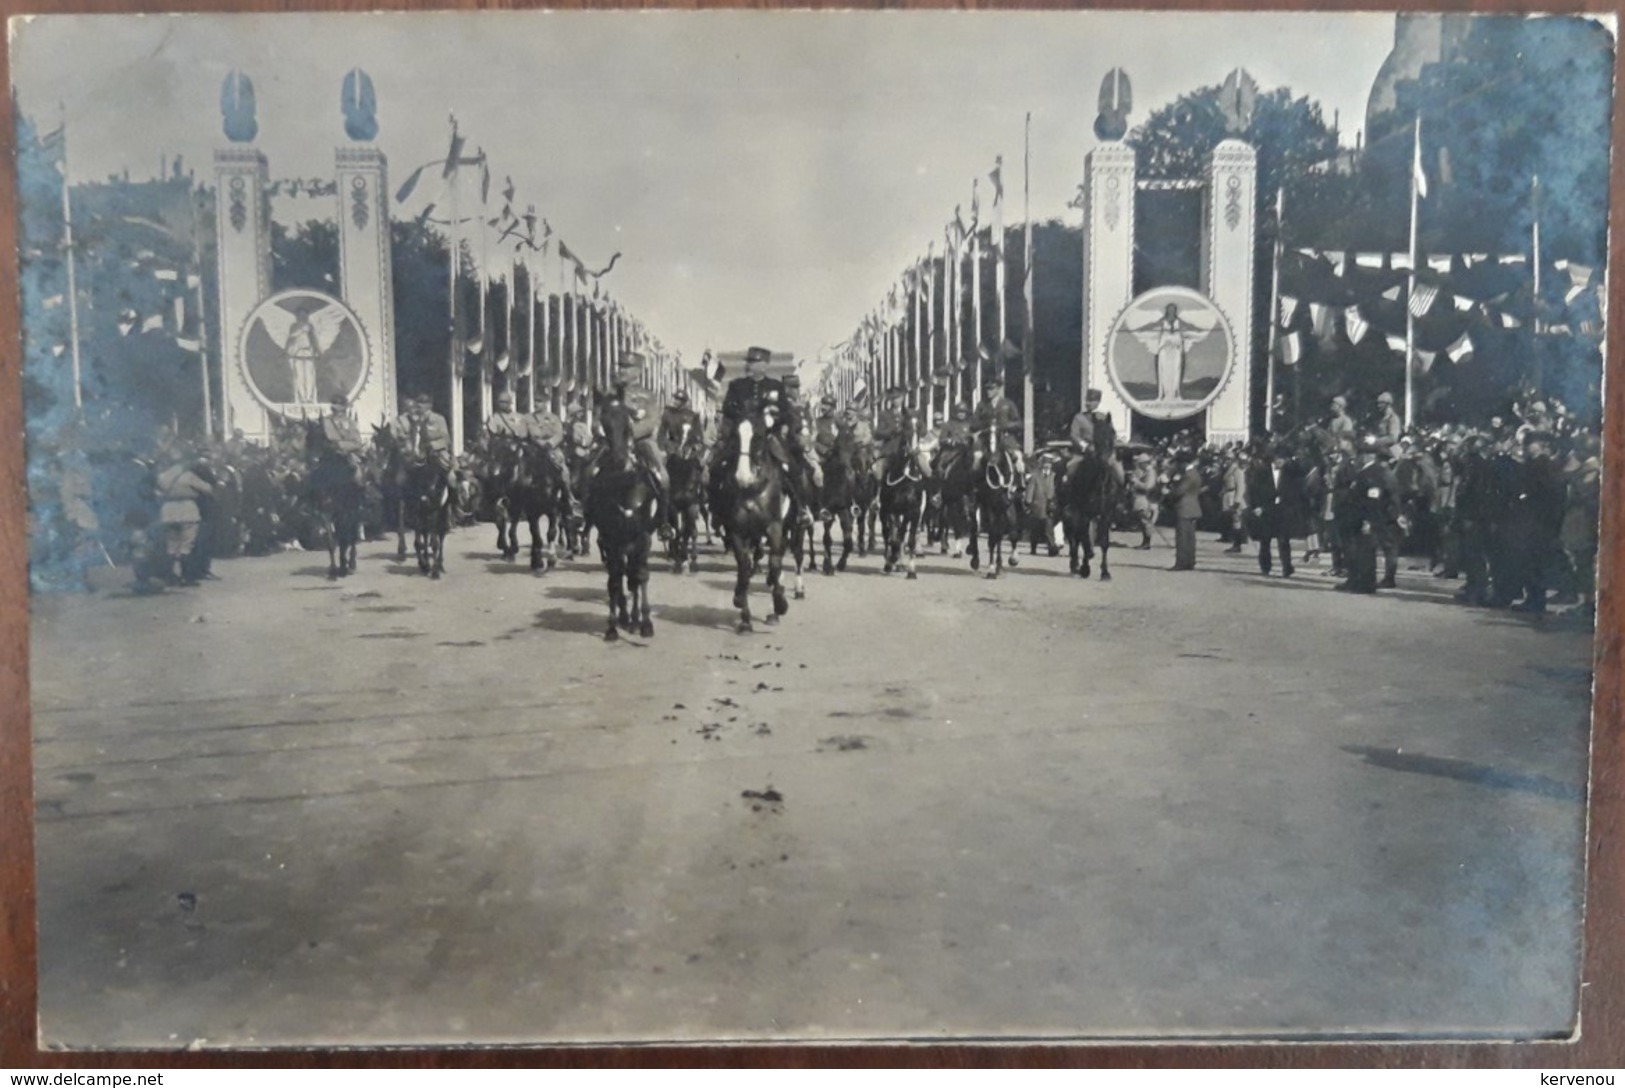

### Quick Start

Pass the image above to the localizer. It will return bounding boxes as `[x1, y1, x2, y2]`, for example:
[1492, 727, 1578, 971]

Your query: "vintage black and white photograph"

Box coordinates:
[11, 9, 1614, 1047]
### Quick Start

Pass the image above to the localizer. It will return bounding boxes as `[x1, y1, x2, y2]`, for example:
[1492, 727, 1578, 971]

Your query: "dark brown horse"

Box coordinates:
[877, 420, 927, 580]
[1059, 449, 1122, 581]
[303, 421, 364, 579]
[486, 433, 572, 572]
[712, 413, 792, 632]
[665, 420, 706, 575]
[585, 404, 656, 640]
[967, 447, 1022, 579]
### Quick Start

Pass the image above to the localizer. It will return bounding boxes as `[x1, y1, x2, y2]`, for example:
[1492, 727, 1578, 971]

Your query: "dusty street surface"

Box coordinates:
[29, 528, 1591, 1047]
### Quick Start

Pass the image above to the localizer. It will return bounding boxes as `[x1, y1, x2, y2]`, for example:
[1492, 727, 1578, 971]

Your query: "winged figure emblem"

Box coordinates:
[1123, 302, 1220, 403]
[256, 301, 352, 406]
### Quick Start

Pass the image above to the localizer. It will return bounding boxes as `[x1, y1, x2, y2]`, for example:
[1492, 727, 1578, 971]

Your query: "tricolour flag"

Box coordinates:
[1416, 350, 1437, 374]
[1428, 256, 1453, 273]
[1355, 253, 1384, 269]
[141, 313, 164, 334]
[1453, 294, 1475, 312]
[1500, 313, 1523, 329]
[1344, 307, 1370, 345]
[1385, 333, 1407, 353]
[1381, 285, 1402, 302]
[1279, 331, 1303, 366]
[1412, 117, 1428, 200]
[1446, 332, 1474, 363]
[1279, 295, 1300, 324]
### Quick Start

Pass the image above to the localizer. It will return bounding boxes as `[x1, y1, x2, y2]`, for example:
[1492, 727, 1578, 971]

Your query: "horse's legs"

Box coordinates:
[604, 556, 622, 641]
[1097, 516, 1113, 581]
[636, 551, 654, 638]
[905, 493, 923, 580]
[733, 536, 754, 633]
[767, 526, 789, 620]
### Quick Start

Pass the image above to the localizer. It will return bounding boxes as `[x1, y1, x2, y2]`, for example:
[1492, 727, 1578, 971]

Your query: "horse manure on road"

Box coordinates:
[818, 735, 869, 753]
[741, 788, 784, 812]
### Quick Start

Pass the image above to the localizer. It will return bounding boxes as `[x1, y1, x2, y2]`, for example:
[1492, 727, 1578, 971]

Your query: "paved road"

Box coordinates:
[29, 525, 1592, 1047]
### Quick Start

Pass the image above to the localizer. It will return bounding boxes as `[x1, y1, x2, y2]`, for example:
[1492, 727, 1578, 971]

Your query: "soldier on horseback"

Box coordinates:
[872, 386, 931, 482]
[659, 387, 703, 460]
[488, 389, 581, 516]
[1065, 388, 1121, 485]
[972, 375, 1025, 484]
[318, 392, 366, 461]
[713, 346, 808, 512]
[936, 402, 974, 474]
[591, 352, 669, 522]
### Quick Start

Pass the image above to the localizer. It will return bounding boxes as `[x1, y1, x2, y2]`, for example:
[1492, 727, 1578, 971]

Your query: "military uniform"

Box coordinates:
[1064, 406, 1116, 484]
[156, 460, 213, 582]
[872, 396, 930, 480]
[319, 411, 366, 458]
[658, 403, 704, 457]
[974, 391, 1025, 478]
[1130, 459, 1158, 548]
[1340, 454, 1403, 593]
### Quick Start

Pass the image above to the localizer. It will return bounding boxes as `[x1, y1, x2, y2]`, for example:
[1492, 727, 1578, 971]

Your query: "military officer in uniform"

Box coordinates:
[973, 374, 1026, 482]
[1129, 451, 1158, 549]
[409, 394, 455, 472]
[1063, 388, 1117, 486]
[872, 386, 931, 481]
[1327, 394, 1357, 453]
[1372, 391, 1404, 451]
[813, 394, 843, 468]
[319, 392, 366, 460]
[485, 389, 534, 442]
[781, 371, 822, 495]
[597, 351, 670, 517]
[1338, 435, 1404, 593]
[155, 452, 214, 586]
[658, 387, 704, 459]
[936, 402, 974, 472]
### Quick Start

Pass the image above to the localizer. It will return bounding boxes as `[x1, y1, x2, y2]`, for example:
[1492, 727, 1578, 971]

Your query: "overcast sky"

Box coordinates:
[12, 11, 1401, 366]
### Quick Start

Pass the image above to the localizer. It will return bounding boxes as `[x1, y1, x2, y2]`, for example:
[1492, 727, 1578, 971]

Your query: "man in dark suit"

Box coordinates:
[1245, 440, 1304, 577]
[1168, 452, 1203, 571]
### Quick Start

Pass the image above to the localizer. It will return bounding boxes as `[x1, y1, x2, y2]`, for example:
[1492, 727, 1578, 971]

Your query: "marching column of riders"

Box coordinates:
[32, 360, 1599, 622]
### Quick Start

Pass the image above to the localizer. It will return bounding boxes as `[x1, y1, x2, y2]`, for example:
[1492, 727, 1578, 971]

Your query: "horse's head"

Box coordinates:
[600, 403, 636, 469]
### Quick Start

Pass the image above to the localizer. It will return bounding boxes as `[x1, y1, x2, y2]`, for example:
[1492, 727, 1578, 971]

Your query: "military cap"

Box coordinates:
[745, 346, 772, 364]
[783, 372, 802, 389]
[885, 385, 906, 399]
[1377, 391, 1394, 405]
[330, 391, 350, 407]
[1085, 387, 1103, 404]
[1331, 394, 1347, 408]
[496, 390, 516, 407]
[819, 394, 837, 408]
[672, 388, 690, 403]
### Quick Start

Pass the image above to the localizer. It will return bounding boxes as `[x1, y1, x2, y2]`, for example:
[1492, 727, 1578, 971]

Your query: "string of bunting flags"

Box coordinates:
[1273, 245, 1604, 375]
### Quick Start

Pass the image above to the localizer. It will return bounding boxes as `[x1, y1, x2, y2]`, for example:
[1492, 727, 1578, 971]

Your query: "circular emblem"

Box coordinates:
[1106, 286, 1235, 420]
[239, 290, 369, 416]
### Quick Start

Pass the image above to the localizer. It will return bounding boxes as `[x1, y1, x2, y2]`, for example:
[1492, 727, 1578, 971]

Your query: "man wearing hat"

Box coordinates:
[1167, 451, 1202, 571]
[486, 389, 534, 442]
[658, 387, 704, 460]
[1372, 391, 1403, 450]
[873, 386, 930, 482]
[406, 394, 455, 472]
[1327, 394, 1357, 453]
[813, 393, 843, 467]
[319, 392, 366, 460]
[1064, 388, 1117, 487]
[781, 371, 823, 496]
[596, 350, 669, 516]
[935, 402, 974, 474]
[973, 374, 1025, 482]
[1129, 451, 1158, 550]
[154, 449, 215, 587]
[1338, 435, 1403, 593]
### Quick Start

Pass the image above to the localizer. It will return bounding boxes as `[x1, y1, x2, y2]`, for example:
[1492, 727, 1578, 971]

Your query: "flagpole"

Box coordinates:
[447, 118, 464, 454]
[59, 105, 83, 414]
[188, 183, 213, 437]
[971, 180, 984, 410]
[943, 224, 955, 416]
[1531, 175, 1544, 393]
[912, 262, 923, 419]
[1266, 185, 1283, 432]
[926, 244, 937, 430]
[1022, 112, 1035, 456]
[1405, 116, 1421, 429]
[478, 192, 492, 426]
